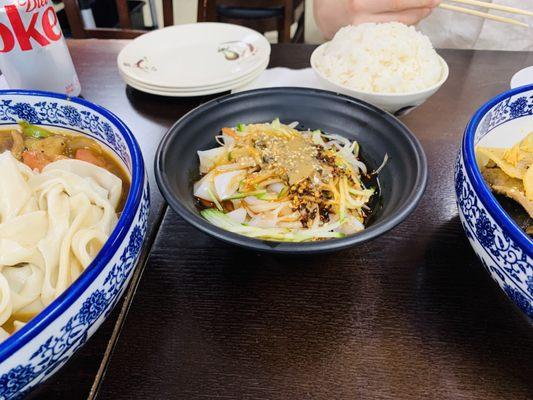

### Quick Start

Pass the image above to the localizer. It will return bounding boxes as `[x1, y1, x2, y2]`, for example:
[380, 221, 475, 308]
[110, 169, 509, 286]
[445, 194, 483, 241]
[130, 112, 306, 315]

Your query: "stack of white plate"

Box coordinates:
[117, 23, 271, 97]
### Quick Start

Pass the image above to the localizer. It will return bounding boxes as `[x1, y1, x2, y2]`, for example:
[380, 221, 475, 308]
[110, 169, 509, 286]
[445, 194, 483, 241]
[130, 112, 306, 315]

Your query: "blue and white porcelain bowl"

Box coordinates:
[455, 84, 533, 318]
[0, 90, 149, 398]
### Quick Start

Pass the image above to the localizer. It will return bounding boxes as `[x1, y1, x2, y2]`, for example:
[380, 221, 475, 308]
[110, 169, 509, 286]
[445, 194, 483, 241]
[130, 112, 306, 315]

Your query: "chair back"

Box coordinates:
[197, 0, 301, 43]
[64, 0, 174, 39]
[198, 0, 291, 20]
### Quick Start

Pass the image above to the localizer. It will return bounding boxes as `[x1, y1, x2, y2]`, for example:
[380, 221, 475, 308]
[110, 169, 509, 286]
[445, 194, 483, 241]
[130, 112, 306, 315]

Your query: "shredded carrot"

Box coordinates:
[243, 170, 277, 188]
[222, 127, 239, 138]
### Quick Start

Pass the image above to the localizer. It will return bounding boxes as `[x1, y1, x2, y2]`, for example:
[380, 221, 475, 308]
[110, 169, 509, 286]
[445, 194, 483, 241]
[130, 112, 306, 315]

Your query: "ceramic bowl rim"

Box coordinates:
[310, 43, 449, 98]
[0, 90, 145, 362]
[462, 84, 533, 255]
[155, 87, 428, 254]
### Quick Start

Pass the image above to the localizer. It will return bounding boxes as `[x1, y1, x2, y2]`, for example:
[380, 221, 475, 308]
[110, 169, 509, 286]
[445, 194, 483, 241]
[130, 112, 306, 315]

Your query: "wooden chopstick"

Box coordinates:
[439, 3, 529, 28]
[450, 0, 533, 18]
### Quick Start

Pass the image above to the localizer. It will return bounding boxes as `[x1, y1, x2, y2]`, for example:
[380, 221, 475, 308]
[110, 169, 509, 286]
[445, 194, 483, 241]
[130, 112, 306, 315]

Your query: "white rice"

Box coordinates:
[315, 23, 443, 94]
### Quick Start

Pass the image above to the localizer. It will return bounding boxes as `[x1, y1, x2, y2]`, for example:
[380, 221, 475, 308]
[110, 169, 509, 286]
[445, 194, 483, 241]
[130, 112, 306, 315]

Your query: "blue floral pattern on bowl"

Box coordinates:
[0, 91, 148, 399]
[0, 98, 129, 168]
[455, 85, 533, 318]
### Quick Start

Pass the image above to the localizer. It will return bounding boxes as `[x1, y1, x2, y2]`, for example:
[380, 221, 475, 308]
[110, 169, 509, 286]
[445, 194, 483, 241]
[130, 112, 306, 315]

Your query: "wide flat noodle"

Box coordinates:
[0, 151, 121, 336]
[0, 274, 12, 326]
[0, 327, 9, 342]
[0, 152, 33, 223]
[0, 211, 47, 247]
[2, 264, 43, 313]
[43, 159, 122, 209]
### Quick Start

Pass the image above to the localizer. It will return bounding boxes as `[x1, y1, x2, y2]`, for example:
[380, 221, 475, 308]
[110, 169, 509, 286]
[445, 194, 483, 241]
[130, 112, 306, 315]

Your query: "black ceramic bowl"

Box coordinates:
[155, 88, 427, 254]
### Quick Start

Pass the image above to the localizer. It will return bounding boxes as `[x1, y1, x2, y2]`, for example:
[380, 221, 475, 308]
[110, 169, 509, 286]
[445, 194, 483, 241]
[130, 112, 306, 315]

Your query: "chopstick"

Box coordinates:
[439, 3, 529, 28]
[449, 0, 533, 18]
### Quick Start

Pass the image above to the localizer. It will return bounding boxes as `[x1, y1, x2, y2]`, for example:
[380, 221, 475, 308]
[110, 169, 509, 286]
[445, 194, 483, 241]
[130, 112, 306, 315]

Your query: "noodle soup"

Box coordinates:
[0, 121, 130, 340]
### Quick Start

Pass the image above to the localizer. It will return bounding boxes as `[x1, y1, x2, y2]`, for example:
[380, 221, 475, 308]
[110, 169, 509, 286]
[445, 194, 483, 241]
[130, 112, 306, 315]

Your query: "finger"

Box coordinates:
[366, 7, 433, 25]
[354, 0, 440, 13]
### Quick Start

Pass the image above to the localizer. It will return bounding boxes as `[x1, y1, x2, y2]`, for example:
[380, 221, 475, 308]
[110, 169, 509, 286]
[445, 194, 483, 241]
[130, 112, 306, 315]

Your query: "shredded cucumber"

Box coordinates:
[206, 188, 223, 211]
[226, 190, 267, 200]
[200, 209, 345, 242]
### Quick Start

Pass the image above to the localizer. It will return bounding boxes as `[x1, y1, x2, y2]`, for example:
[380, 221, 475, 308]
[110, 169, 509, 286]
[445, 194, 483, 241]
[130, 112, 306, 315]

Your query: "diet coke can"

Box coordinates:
[0, 0, 81, 96]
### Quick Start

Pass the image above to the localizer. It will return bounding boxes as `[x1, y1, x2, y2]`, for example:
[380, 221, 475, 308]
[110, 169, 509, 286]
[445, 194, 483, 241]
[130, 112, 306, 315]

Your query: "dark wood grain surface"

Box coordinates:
[93, 47, 533, 400]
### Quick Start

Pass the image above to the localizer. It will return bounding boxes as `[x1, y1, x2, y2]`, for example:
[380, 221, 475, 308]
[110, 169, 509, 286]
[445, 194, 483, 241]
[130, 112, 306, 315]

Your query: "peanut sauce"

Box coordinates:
[253, 132, 320, 185]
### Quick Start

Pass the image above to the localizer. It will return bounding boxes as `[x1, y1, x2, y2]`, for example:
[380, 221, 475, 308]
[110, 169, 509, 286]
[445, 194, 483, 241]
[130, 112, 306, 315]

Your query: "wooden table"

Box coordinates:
[27, 40, 533, 400]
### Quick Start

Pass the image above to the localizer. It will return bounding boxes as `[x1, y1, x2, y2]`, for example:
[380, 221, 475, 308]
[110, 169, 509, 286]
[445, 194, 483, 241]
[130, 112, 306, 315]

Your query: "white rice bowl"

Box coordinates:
[314, 23, 443, 94]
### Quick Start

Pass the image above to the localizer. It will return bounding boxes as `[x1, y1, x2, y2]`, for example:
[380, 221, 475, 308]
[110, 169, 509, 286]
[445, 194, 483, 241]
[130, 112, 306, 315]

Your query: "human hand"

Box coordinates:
[347, 0, 441, 25]
[314, 0, 441, 39]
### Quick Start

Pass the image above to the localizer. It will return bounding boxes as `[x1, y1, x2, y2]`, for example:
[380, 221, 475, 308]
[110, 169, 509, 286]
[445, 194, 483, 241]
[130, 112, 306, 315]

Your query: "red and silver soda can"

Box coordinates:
[0, 0, 81, 96]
